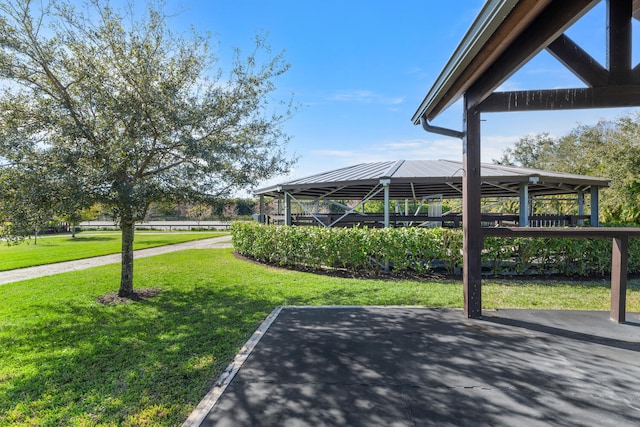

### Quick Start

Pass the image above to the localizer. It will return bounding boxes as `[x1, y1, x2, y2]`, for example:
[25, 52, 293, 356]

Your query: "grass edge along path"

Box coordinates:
[1, 248, 639, 426]
[0, 231, 228, 271]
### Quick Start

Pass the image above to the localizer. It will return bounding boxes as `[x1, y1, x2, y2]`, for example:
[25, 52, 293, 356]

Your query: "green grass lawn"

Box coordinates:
[0, 231, 228, 271]
[1, 248, 639, 426]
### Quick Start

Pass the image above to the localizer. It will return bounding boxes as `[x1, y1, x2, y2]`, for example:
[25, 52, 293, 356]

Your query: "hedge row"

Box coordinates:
[231, 222, 640, 277]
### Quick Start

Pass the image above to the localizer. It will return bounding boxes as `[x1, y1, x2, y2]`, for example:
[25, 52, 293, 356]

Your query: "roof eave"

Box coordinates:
[411, 0, 520, 124]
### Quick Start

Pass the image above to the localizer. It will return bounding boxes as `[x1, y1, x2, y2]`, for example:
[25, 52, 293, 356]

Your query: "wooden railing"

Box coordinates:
[266, 213, 591, 228]
[483, 227, 640, 323]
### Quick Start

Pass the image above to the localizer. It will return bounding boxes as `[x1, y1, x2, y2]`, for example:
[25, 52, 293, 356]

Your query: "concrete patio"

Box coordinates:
[186, 306, 640, 426]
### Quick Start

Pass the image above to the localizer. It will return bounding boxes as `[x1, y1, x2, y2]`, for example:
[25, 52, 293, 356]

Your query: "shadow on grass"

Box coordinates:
[0, 286, 305, 426]
[68, 236, 114, 242]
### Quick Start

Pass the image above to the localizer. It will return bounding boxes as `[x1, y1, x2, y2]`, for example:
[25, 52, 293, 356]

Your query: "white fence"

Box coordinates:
[78, 221, 231, 231]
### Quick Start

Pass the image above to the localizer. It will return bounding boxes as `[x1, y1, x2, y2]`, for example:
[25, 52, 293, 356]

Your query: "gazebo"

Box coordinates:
[254, 159, 609, 228]
[413, 0, 640, 322]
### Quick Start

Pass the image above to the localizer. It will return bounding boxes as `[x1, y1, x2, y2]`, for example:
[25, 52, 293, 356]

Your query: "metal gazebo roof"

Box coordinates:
[253, 159, 609, 200]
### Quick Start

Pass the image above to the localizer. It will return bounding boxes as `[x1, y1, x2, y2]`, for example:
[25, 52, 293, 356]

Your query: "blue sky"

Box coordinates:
[171, 0, 639, 191]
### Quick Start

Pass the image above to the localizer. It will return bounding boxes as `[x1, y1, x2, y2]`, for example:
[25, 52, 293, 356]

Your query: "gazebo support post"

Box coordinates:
[591, 187, 600, 226]
[578, 191, 585, 226]
[381, 178, 391, 228]
[259, 196, 265, 224]
[519, 183, 529, 227]
[463, 95, 482, 318]
[284, 192, 292, 226]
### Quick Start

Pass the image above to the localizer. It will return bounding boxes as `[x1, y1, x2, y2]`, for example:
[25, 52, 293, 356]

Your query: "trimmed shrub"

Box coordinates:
[231, 222, 640, 277]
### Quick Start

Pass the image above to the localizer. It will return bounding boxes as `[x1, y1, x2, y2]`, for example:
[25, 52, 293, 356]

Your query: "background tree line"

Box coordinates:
[495, 112, 640, 224]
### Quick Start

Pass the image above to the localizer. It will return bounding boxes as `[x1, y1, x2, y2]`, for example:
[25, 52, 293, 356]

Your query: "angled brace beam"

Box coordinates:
[318, 185, 348, 199]
[445, 182, 463, 194]
[286, 192, 331, 227]
[546, 33, 608, 87]
[484, 181, 520, 194]
[326, 199, 368, 217]
[328, 185, 386, 227]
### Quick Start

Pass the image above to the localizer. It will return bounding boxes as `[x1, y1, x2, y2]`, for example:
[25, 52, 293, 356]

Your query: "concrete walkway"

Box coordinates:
[0, 235, 232, 285]
[187, 306, 640, 427]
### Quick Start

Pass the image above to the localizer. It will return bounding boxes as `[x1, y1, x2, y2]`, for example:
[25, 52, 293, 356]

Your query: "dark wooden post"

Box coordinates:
[463, 94, 482, 318]
[607, 0, 632, 85]
[610, 235, 628, 323]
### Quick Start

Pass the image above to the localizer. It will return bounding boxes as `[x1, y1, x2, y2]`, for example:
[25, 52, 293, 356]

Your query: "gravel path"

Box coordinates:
[0, 235, 233, 285]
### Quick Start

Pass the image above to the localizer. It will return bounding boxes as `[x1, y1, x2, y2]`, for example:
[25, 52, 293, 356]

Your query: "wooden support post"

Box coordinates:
[610, 235, 628, 323]
[463, 95, 482, 318]
[607, 0, 632, 85]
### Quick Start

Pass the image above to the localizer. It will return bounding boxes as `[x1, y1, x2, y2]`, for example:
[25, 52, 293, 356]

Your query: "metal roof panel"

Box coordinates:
[253, 159, 609, 200]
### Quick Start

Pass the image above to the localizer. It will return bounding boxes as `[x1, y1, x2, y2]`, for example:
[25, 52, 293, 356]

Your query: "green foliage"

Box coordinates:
[187, 204, 212, 222]
[495, 113, 640, 224]
[0, 160, 55, 243]
[232, 222, 640, 277]
[494, 132, 556, 168]
[232, 223, 462, 274]
[0, 0, 294, 294]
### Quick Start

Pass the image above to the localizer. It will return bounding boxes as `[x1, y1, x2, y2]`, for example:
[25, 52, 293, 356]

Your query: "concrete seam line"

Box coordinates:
[181, 306, 283, 427]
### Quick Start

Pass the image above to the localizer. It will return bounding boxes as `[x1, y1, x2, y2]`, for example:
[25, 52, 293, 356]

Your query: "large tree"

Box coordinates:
[0, 0, 294, 296]
[493, 132, 556, 168]
[494, 114, 640, 224]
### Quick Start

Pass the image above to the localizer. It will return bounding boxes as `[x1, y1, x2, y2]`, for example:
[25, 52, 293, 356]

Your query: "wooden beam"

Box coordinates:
[463, 95, 482, 319]
[546, 34, 608, 87]
[478, 86, 640, 112]
[481, 227, 639, 324]
[467, 0, 599, 109]
[591, 186, 600, 226]
[611, 235, 628, 323]
[482, 227, 640, 239]
[607, 0, 633, 85]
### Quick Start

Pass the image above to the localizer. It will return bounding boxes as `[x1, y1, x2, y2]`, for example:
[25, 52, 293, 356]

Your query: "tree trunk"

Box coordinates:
[118, 220, 135, 297]
[71, 222, 76, 238]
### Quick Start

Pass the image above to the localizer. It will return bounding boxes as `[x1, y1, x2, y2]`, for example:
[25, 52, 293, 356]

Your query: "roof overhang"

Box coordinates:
[412, 0, 602, 124]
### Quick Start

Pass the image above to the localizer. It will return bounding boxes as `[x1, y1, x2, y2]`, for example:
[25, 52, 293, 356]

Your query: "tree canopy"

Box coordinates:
[0, 0, 295, 296]
[495, 112, 640, 224]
